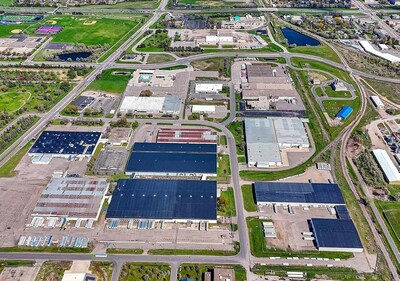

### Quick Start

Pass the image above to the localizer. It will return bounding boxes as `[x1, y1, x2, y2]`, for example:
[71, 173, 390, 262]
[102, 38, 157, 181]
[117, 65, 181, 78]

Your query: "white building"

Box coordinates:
[119, 96, 181, 115]
[370, 96, 384, 109]
[359, 40, 400, 63]
[372, 149, 400, 184]
[195, 83, 223, 94]
[192, 105, 216, 114]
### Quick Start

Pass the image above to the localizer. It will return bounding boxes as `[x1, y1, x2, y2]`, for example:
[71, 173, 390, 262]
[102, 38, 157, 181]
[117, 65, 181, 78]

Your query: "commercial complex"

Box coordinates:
[244, 117, 309, 167]
[119, 96, 181, 115]
[125, 142, 217, 176]
[106, 179, 217, 223]
[254, 182, 345, 207]
[309, 218, 364, 252]
[29, 131, 101, 164]
[31, 176, 109, 221]
[372, 149, 400, 184]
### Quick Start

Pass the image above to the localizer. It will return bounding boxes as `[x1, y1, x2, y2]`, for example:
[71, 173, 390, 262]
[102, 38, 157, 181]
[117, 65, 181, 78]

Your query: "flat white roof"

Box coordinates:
[120, 96, 180, 114]
[272, 117, 309, 147]
[359, 40, 400, 63]
[372, 149, 400, 183]
[192, 105, 216, 113]
[195, 83, 223, 93]
[370, 96, 384, 108]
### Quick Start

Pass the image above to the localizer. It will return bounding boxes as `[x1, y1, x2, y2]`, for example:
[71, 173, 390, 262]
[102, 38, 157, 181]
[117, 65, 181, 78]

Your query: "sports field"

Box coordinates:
[0, 24, 32, 37]
[0, 92, 31, 112]
[86, 69, 133, 94]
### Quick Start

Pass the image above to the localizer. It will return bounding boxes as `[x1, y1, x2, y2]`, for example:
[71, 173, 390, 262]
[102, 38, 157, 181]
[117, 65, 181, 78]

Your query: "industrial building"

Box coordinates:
[31, 176, 109, 221]
[372, 149, 400, 184]
[72, 95, 94, 113]
[106, 179, 217, 223]
[157, 128, 217, 144]
[309, 218, 363, 252]
[119, 96, 181, 115]
[29, 131, 101, 164]
[244, 118, 309, 167]
[192, 105, 216, 114]
[336, 106, 353, 120]
[195, 83, 223, 94]
[254, 182, 345, 207]
[125, 142, 217, 176]
[370, 96, 384, 109]
[359, 40, 400, 63]
[106, 127, 132, 146]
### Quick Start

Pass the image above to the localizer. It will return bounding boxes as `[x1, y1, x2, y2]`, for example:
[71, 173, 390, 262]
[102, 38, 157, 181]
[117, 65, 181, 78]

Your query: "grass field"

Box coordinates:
[179, 264, 246, 281]
[86, 69, 133, 94]
[324, 86, 351, 98]
[217, 155, 231, 176]
[290, 44, 341, 64]
[106, 248, 144, 254]
[226, 121, 245, 155]
[218, 187, 236, 217]
[146, 54, 175, 64]
[119, 263, 170, 281]
[0, 23, 32, 37]
[0, 92, 30, 112]
[0, 0, 13, 6]
[322, 99, 360, 119]
[148, 243, 239, 256]
[89, 261, 114, 281]
[191, 57, 231, 78]
[363, 77, 400, 104]
[241, 185, 257, 212]
[137, 31, 171, 52]
[247, 217, 353, 259]
[376, 201, 400, 251]
[0, 141, 33, 177]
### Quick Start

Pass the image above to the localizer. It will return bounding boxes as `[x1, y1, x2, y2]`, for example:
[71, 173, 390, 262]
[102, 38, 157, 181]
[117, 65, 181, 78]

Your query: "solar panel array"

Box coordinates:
[254, 182, 345, 205]
[126, 142, 217, 174]
[335, 205, 351, 219]
[106, 179, 217, 221]
[310, 218, 363, 250]
[30, 131, 101, 155]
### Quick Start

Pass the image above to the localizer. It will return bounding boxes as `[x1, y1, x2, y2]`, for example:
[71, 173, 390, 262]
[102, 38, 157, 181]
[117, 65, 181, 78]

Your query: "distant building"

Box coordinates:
[370, 96, 384, 109]
[372, 149, 400, 184]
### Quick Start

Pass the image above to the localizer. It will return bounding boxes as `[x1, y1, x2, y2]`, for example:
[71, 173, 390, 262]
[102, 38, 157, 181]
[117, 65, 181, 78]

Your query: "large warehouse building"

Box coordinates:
[125, 142, 217, 176]
[254, 182, 346, 207]
[29, 131, 101, 164]
[106, 179, 217, 223]
[31, 176, 109, 222]
[309, 218, 363, 252]
[244, 117, 309, 167]
[119, 96, 181, 115]
[372, 149, 400, 184]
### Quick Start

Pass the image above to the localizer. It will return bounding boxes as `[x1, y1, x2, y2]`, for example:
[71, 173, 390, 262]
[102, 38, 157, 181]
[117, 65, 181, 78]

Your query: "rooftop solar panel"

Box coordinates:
[29, 131, 101, 155]
[335, 205, 351, 219]
[133, 142, 217, 154]
[254, 182, 345, 205]
[106, 179, 217, 221]
[310, 218, 363, 250]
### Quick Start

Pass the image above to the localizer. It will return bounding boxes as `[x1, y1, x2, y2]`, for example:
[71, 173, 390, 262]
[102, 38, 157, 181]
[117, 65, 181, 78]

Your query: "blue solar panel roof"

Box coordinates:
[29, 131, 101, 155]
[133, 142, 217, 154]
[310, 218, 363, 250]
[106, 179, 217, 220]
[254, 182, 345, 205]
[335, 205, 351, 219]
[126, 142, 217, 174]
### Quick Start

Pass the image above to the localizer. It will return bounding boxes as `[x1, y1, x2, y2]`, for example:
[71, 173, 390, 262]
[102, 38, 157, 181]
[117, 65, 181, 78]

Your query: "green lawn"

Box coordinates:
[191, 57, 231, 77]
[0, 23, 33, 37]
[0, 92, 30, 112]
[0, 0, 13, 6]
[119, 263, 170, 281]
[146, 53, 175, 64]
[322, 99, 359, 119]
[247, 217, 353, 259]
[253, 264, 358, 280]
[219, 135, 227, 146]
[218, 187, 236, 217]
[106, 248, 144, 254]
[241, 185, 257, 212]
[324, 86, 351, 98]
[137, 30, 171, 52]
[148, 243, 239, 256]
[217, 155, 231, 176]
[376, 201, 400, 251]
[226, 121, 245, 155]
[290, 44, 341, 64]
[86, 69, 133, 94]
[179, 264, 246, 281]
[0, 141, 33, 177]
[26, 16, 140, 46]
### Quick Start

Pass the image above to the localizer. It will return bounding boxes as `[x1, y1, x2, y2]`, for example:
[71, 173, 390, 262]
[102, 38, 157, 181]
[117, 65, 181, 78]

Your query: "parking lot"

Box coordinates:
[258, 205, 337, 251]
[80, 91, 120, 116]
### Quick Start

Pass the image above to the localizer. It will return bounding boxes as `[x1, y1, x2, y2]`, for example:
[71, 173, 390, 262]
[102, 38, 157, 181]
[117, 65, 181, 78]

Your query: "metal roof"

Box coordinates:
[254, 182, 345, 205]
[106, 179, 217, 220]
[372, 149, 400, 183]
[310, 218, 363, 250]
[336, 106, 353, 119]
[29, 131, 101, 155]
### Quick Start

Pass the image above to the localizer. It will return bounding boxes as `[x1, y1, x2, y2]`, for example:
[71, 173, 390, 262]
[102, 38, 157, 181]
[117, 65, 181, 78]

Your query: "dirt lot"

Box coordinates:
[0, 265, 41, 281]
[0, 155, 88, 247]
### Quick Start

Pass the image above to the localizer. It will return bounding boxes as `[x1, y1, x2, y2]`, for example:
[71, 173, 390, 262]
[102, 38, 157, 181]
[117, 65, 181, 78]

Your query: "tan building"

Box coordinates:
[203, 268, 235, 281]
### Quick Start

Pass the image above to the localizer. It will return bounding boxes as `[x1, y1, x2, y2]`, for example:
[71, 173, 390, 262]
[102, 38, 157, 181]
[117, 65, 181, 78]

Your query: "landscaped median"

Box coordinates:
[106, 248, 144, 255]
[148, 242, 240, 256]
